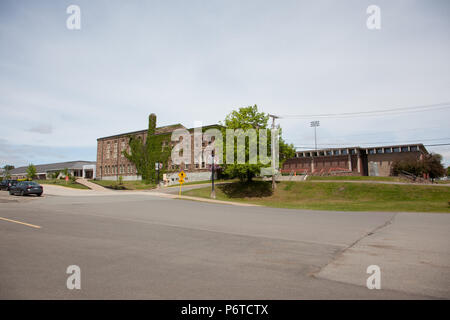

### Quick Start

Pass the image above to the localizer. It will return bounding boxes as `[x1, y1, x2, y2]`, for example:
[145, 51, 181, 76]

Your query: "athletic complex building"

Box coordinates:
[281, 144, 428, 177]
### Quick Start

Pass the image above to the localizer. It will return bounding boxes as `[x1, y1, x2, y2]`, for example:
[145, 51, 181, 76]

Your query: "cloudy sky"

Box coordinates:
[1, 0, 449, 167]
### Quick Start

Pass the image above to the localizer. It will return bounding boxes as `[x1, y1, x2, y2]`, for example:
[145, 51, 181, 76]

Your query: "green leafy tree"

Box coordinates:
[26, 164, 37, 180]
[123, 114, 171, 183]
[62, 168, 70, 179]
[423, 153, 445, 181]
[392, 153, 445, 181]
[447, 166, 450, 177]
[3, 165, 14, 179]
[392, 159, 424, 176]
[221, 105, 295, 182]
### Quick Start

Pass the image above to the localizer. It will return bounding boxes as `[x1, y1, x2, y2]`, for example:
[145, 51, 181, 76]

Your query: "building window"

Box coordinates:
[121, 141, 126, 157]
[305, 152, 311, 157]
[326, 151, 332, 156]
[393, 147, 400, 152]
[384, 148, 392, 153]
[401, 146, 409, 152]
[333, 150, 339, 155]
[350, 149, 356, 155]
[376, 148, 383, 154]
[106, 143, 110, 159]
[368, 149, 375, 154]
[113, 143, 118, 159]
[410, 146, 418, 152]
[201, 162, 205, 168]
[341, 149, 348, 155]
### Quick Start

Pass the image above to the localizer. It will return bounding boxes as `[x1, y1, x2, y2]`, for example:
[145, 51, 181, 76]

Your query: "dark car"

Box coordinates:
[0, 180, 8, 190]
[9, 181, 43, 196]
[0, 179, 19, 191]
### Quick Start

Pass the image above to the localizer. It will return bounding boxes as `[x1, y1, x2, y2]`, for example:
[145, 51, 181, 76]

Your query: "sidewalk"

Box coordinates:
[76, 178, 109, 191]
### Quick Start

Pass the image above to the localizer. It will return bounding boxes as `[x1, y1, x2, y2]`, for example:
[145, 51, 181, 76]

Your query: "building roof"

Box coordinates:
[10, 161, 96, 175]
[97, 124, 186, 141]
[97, 123, 223, 141]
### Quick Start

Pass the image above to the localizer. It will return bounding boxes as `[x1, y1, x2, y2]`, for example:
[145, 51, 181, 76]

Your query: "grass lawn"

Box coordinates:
[89, 179, 156, 190]
[306, 176, 406, 182]
[183, 181, 450, 213]
[36, 179, 90, 189]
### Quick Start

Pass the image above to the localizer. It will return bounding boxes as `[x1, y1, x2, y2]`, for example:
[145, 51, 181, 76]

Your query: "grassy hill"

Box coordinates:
[183, 181, 450, 213]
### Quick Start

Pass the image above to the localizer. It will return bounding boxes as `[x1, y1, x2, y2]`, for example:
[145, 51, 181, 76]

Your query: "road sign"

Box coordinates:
[178, 178, 185, 184]
[178, 171, 186, 179]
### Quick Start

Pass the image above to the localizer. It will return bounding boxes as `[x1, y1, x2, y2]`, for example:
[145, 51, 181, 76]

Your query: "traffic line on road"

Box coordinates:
[0, 216, 41, 229]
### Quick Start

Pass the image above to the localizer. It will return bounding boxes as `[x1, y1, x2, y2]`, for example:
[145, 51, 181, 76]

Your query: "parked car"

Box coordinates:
[0, 179, 19, 191]
[0, 180, 9, 190]
[9, 181, 43, 196]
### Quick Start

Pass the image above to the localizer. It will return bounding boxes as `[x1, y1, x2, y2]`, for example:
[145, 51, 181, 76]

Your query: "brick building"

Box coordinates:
[96, 115, 222, 183]
[282, 144, 428, 177]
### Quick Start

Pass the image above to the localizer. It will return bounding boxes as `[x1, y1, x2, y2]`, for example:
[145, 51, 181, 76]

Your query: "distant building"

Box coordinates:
[282, 144, 428, 177]
[9, 161, 96, 180]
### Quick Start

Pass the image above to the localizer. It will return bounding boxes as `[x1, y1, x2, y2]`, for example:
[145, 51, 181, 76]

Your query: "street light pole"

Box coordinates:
[310, 121, 320, 150]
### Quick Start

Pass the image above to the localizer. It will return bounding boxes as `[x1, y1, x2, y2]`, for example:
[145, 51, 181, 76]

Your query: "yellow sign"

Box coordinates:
[178, 171, 186, 196]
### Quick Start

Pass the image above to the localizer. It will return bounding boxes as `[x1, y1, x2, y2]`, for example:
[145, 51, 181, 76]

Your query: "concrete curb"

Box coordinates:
[149, 192, 260, 207]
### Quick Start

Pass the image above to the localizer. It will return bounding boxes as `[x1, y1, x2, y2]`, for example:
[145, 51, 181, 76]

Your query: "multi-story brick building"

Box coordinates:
[96, 115, 222, 183]
[282, 144, 428, 177]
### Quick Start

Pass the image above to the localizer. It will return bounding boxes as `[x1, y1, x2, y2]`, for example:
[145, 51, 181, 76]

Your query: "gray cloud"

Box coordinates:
[27, 124, 53, 134]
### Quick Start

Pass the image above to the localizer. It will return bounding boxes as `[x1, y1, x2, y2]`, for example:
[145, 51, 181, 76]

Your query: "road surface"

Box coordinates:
[0, 187, 448, 299]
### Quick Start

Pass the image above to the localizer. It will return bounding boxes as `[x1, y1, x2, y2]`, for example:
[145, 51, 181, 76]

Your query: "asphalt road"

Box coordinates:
[0, 188, 448, 299]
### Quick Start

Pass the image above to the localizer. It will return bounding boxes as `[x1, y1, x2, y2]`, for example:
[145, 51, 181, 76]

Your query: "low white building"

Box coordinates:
[9, 161, 96, 180]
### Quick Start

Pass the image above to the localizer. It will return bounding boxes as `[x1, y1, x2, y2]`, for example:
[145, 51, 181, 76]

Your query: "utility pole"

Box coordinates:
[269, 114, 279, 190]
[210, 149, 215, 199]
[310, 121, 320, 150]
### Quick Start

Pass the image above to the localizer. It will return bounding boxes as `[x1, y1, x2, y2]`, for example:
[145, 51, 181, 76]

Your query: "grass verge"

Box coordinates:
[306, 176, 406, 182]
[183, 181, 450, 213]
[89, 179, 156, 190]
[167, 179, 236, 187]
[36, 179, 90, 189]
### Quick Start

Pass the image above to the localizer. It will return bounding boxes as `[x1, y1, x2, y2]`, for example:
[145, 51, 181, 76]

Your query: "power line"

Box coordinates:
[292, 137, 450, 148]
[277, 102, 450, 119]
[424, 143, 450, 147]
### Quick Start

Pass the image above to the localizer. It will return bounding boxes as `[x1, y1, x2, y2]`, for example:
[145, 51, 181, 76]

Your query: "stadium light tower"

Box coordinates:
[310, 121, 320, 150]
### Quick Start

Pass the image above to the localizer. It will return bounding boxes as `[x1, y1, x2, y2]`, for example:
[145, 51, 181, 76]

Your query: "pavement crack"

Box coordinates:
[311, 212, 398, 277]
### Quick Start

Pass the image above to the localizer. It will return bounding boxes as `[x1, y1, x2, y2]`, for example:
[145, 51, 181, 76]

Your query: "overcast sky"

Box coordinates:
[1, 0, 449, 167]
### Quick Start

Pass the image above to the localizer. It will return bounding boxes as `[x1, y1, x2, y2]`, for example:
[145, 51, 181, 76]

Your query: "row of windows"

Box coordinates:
[296, 146, 419, 158]
[367, 146, 417, 154]
[170, 162, 208, 170]
[297, 149, 354, 157]
[102, 164, 135, 175]
[105, 140, 130, 160]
